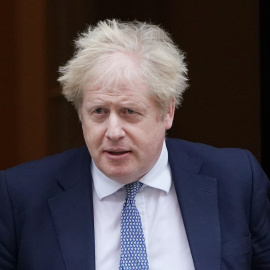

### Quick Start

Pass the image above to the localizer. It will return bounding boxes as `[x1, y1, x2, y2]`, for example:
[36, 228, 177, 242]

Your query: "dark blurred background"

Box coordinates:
[1, 0, 269, 177]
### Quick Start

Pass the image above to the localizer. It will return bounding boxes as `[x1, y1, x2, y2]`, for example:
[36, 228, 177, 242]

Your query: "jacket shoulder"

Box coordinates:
[165, 138, 262, 178]
[1, 146, 89, 181]
[166, 137, 252, 160]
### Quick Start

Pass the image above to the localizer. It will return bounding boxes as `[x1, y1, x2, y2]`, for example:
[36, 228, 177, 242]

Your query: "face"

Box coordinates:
[81, 55, 175, 184]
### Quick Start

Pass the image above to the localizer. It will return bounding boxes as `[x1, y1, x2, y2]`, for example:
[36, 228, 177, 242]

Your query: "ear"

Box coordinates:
[164, 99, 175, 130]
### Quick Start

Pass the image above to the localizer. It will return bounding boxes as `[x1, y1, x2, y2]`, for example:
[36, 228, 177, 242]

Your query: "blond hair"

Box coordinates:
[58, 19, 188, 118]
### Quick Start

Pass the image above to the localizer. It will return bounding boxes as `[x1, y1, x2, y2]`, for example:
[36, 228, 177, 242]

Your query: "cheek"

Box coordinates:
[82, 121, 106, 146]
[82, 122, 97, 142]
[133, 123, 165, 151]
[81, 122, 89, 140]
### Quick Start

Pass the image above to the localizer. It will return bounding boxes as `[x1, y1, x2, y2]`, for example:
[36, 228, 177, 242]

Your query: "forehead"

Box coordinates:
[83, 76, 151, 103]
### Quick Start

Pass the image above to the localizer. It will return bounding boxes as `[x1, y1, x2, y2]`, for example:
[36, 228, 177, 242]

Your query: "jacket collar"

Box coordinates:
[166, 139, 221, 270]
[48, 146, 96, 270]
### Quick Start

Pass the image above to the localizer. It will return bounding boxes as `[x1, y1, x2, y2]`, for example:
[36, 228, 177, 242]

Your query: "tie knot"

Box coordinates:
[124, 181, 143, 201]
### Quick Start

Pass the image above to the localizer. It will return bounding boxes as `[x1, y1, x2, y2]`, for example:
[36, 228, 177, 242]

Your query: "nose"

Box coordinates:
[105, 113, 125, 141]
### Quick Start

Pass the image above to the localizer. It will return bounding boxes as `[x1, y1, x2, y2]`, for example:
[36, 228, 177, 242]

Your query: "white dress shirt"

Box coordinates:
[92, 141, 195, 270]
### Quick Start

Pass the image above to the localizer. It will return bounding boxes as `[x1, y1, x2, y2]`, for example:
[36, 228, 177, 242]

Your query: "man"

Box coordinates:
[0, 19, 270, 270]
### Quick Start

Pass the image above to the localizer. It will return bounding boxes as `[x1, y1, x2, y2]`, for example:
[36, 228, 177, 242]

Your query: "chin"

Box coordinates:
[106, 170, 137, 183]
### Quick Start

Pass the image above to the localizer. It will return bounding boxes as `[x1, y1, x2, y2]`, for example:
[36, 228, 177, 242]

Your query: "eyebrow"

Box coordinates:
[86, 96, 147, 106]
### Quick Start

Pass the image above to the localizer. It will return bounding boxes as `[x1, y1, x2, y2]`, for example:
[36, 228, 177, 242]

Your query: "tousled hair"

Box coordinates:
[58, 19, 189, 118]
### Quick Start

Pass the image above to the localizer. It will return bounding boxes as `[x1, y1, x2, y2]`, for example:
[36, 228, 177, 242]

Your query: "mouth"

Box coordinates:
[104, 149, 132, 160]
[107, 150, 131, 155]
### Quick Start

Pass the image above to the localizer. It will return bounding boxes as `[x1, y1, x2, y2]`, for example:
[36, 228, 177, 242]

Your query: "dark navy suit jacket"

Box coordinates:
[1, 138, 270, 269]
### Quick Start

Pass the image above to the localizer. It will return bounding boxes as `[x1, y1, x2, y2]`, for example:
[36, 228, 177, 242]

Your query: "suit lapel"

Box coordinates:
[48, 147, 95, 270]
[167, 140, 221, 270]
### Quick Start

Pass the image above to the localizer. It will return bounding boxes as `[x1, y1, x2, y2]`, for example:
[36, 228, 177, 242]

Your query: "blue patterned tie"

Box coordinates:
[119, 181, 150, 270]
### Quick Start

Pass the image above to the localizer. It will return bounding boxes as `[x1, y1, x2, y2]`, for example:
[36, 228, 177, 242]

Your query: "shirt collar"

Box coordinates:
[92, 141, 171, 200]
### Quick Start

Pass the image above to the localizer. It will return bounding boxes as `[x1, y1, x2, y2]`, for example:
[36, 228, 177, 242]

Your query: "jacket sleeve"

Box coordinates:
[247, 151, 270, 269]
[0, 170, 18, 269]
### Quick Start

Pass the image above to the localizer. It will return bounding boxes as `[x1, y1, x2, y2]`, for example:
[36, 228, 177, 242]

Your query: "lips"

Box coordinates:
[104, 149, 132, 160]
[107, 151, 130, 155]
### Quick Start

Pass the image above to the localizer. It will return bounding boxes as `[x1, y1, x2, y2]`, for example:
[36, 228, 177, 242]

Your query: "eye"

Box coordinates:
[125, 108, 136, 114]
[94, 108, 105, 114]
